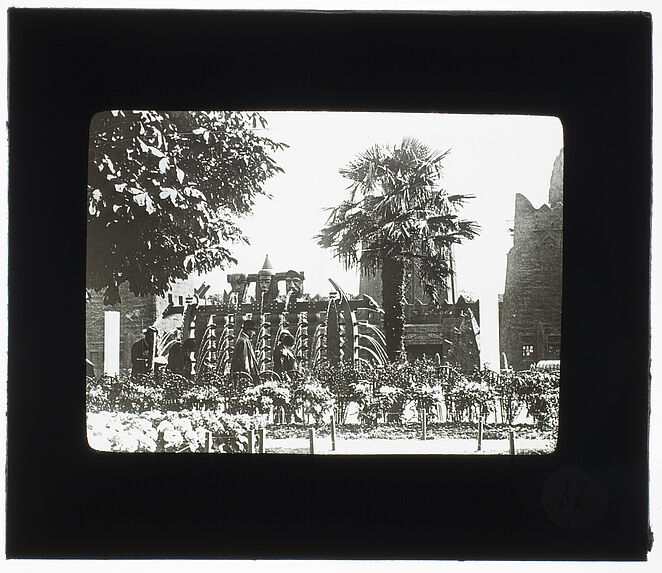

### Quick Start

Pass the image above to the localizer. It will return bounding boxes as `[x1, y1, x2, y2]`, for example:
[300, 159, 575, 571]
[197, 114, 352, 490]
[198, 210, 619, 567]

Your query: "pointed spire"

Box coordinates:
[259, 254, 274, 275]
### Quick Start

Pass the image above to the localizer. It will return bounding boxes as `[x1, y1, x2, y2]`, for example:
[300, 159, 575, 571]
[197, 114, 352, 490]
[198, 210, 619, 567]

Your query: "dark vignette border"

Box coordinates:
[7, 9, 652, 559]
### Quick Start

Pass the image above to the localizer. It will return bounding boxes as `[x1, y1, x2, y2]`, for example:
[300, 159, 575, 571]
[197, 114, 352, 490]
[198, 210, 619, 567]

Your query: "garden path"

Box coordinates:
[263, 437, 555, 455]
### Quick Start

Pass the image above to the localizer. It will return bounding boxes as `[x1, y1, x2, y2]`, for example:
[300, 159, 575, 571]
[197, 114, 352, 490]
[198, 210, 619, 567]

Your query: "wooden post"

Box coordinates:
[204, 431, 212, 453]
[248, 429, 255, 454]
[330, 409, 337, 452]
[421, 407, 427, 440]
[259, 428, 265, 454]
[309, 428, 315, 454]
[477, 420, 483, 451]
[509, 430, 516, 455]
[150, 329, 157, 375]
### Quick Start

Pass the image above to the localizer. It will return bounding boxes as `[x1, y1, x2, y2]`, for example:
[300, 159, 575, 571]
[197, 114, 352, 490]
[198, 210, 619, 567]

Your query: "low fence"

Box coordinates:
[174, 412, 520, 455]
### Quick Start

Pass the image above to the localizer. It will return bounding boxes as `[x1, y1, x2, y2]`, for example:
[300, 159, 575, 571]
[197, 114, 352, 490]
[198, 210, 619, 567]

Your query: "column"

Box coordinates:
[104, 310, 120, 376]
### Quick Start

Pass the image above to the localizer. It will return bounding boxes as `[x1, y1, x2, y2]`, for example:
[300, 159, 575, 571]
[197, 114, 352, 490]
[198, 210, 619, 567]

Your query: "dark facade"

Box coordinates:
[86, 280, 197, 371]
[359, 251, 480, 371]
[499, 149, 563, 371]
[402, 296, 480, 368]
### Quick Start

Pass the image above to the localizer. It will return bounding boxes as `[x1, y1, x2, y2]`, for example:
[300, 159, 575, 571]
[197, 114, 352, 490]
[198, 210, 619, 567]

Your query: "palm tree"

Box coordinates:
[317, 137, 479, 362]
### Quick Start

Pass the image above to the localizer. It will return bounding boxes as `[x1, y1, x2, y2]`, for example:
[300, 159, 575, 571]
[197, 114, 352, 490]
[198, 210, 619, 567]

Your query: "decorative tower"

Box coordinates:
[256, 254, 276, 303]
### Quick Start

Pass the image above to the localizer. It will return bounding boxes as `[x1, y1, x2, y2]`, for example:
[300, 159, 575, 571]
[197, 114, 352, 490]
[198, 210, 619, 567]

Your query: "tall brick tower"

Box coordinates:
[499, 149, 563, 371]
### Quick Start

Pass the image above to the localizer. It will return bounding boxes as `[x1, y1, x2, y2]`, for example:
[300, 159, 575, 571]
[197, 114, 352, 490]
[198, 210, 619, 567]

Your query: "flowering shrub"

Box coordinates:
[485, 369, 559, 429]
[86, 372, 225, 413]
[86, 360, 558, 434]
[314, 362, 371, 422]
[87, 409, 266, 453]
[517, 370, 560, 430]
[86, 374, 166, 412]
[370, 359, 449, 421]
[178, 383, 224, 409]
[349, 382, 377, 426]
[376, 384, 405, 413]
[312, 359, 452, 425]
[206, 371, 252, 401]
[236, 386, 273, 414]
[409, 383, 445, 416]
[228, 380, 291, 417]
[490, 370, 528, 423]
[87, 411, 160, 452]
[256, 380, 291, 409]
[353, 382, 407, 427]
[373, 361, 417, 391]
[292, 380, 334, 424]
[446, 379, 495, 422]
[185, 409, 267, 452]
[371, 361, 417, 419]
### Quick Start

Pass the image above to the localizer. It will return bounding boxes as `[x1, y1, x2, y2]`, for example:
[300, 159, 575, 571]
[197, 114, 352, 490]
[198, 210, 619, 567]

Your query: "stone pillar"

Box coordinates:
[104, 310, 120, 376]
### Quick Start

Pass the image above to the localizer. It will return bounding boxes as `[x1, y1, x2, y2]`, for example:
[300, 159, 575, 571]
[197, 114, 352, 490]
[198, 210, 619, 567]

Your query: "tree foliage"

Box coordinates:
[316, 137, 479, 360]
[87, 110, 287, 304]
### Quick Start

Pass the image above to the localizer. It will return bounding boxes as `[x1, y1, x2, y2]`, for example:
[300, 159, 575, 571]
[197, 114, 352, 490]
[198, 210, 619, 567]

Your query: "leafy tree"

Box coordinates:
[87, 110, 287, 304]
[317, 138, 479, 361]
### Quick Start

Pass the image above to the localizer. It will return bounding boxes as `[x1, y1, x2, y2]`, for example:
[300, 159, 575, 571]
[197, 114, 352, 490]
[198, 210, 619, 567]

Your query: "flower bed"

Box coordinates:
[87, 409, 266, 453]
[86, 363, 559, 451]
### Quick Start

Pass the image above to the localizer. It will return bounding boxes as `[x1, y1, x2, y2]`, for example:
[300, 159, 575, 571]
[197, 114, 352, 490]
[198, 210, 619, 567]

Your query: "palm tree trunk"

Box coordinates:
[381, 256, 406, 362]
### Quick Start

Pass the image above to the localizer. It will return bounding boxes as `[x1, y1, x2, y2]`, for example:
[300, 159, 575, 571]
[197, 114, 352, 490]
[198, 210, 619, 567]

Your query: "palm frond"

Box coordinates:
[319, 137, 478, 283]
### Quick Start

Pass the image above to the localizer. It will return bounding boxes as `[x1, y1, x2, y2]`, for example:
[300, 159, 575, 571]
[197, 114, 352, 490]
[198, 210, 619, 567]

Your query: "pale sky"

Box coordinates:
[202, 112, 563, 301]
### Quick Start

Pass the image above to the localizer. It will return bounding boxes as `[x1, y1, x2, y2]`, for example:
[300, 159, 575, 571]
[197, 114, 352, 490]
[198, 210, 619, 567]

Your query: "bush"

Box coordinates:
[207, 371, 253, 402]
[235, 381, 290, 415]
[409, 383, 445, 417]
[371, 359, 450, 422]
[490, 370, 528, 424]
[87, 374, 167, 413]
[312, 359, 453, 425]
[485, 369, 559, 430]
[446, 379, 495, 422]
[86, 372, 226, 413]
[518, 371, 559, 430]
[348, 381, 377, 426]
[185, 409, 267, 452]
[86, 409, 266, 453]
[371, 361, 418, 419]
[179, 383, 225, 409]
[292, 379, 334, 424]
[314, 362, 371, 422]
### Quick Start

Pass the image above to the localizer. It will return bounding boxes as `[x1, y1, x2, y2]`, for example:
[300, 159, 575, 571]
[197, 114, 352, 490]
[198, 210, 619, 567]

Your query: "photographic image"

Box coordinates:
[86, 110, 563, 455]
